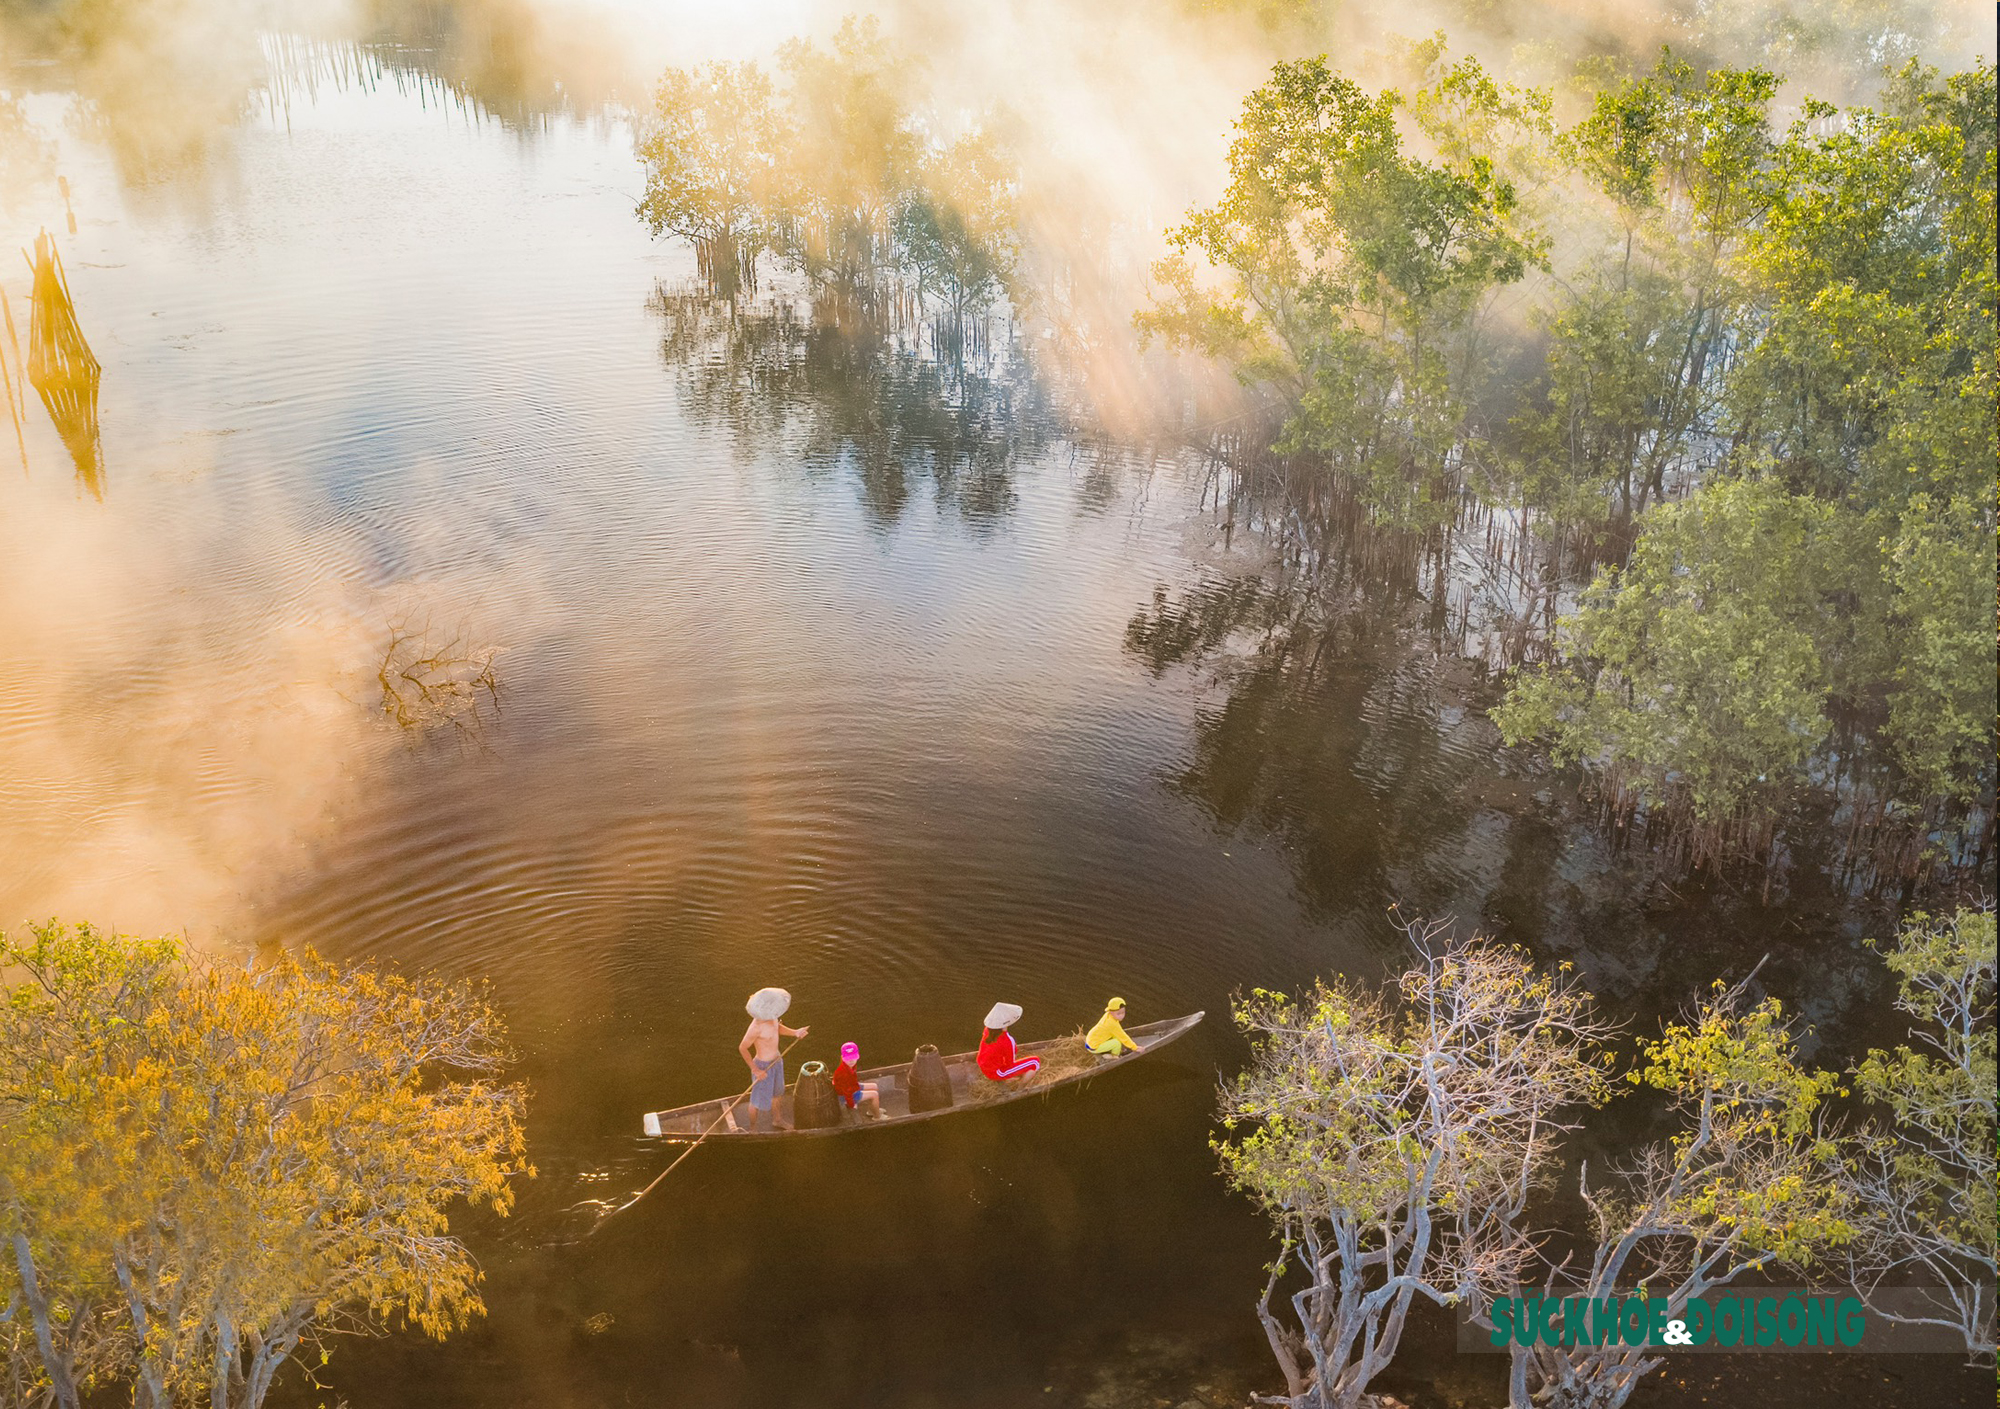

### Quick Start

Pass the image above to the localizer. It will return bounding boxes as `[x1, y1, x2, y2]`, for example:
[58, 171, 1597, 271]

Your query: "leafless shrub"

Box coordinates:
[377, 622, 499, 744]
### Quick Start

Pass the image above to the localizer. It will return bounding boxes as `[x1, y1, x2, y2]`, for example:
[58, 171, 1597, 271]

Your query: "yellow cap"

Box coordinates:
[1105, 996, 1126, 1010]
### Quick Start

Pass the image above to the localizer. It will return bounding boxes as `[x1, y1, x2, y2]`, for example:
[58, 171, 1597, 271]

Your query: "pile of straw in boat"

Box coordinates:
[961, 1030, 1108, 1104]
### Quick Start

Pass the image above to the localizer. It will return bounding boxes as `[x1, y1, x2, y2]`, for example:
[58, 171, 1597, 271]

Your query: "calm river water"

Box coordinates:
[0, 26, 1985, 1409]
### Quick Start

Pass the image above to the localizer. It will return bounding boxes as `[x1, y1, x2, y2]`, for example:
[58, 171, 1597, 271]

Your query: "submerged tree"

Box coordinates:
[895, 129, 1019, 340]
[0, 921, 530, 1409]
[1139, 52, 1544, 528]
[1494, 61, 1997, 871]
[1144, 34, 1991, 877]
[378, 620, 500, 744]
[1492, 476, 1844, 858]
[633, 20, 1024, 344]
[636, 61, 785, 301]
[1727, 62, 1997, 818]
[769, 17, 921, 315]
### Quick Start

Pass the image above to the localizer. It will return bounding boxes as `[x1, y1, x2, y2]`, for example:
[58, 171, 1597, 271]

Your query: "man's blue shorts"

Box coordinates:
[749, 1056, 784, 1111]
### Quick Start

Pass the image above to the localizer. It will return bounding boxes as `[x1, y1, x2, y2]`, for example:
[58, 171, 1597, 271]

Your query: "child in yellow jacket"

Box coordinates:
[1085, 997, 1141, 1056]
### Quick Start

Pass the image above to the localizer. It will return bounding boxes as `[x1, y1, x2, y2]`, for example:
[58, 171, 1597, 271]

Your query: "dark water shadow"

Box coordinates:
[332, 1034, 1268, 1409]
[1121, 550, 1994, 1409]
[1123, 548, 1950, 1057]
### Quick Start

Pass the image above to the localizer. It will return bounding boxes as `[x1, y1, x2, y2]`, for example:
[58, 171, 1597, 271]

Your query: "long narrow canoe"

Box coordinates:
[641, 1011, 1204, 1141]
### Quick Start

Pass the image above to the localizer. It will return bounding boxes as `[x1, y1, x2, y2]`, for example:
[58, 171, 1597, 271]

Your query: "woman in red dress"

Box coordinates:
[976, 1002, 1041, 1080]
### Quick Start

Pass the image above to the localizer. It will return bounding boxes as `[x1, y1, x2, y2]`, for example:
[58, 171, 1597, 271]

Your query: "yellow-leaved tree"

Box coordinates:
[0, 920, 531, 1409]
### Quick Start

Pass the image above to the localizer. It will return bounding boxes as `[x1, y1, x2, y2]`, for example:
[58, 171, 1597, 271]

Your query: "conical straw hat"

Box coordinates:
[983, 1001, 1023, 1030]
[746, 987, 791, 1020]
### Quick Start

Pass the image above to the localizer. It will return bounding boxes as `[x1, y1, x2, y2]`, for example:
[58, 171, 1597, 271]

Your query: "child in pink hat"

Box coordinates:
[831, 1040, 882, 1119]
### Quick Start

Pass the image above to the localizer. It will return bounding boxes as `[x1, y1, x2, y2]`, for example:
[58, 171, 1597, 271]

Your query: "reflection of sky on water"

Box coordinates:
[0, 56, 1281, 951]
[0, 60, 1347, 1403]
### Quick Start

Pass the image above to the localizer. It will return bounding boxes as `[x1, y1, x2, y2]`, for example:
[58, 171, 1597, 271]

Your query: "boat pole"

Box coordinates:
[592, 1033, 805, 1231]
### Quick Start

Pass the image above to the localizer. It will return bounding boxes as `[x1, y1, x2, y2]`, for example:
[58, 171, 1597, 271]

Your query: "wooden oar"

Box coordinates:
[588, 1033, 804, 1231]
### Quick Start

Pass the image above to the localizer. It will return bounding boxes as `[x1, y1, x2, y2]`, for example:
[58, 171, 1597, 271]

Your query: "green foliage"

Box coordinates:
[1493, 477, 1840, 828]
[1150, 44, 1992, 856]
[1219, 980, 1409, 1220]
[1496, 57, 1997, 849]
[894, 130, 1018, 324]
[1582, 55, 1778, 251]
[1512, 52, 1776, 520]
[1220, 943, 1613, 1221]
[1138, 50, 1544, 527]
[1217, 928, 1871, 1408]
[1400, 37, 1554, 188]
[0, 921, 531, 1409]
[770, 17, 920, 303]
[1514, 979, 1854, 1409]
[1511, 271, 1692, 517]
[1731, 62, 1996, 511]
[1855, 908, 1997, 1210]
[1632, 991, 1849, 1266]
[1881, 495, 1994, 802]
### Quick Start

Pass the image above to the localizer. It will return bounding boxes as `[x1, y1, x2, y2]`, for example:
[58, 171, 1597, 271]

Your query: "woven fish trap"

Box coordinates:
[25, 230, 99, 427]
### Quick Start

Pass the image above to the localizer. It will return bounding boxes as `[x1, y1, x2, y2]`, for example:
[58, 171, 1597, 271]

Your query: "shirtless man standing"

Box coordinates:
[736, 987, 808, 1132]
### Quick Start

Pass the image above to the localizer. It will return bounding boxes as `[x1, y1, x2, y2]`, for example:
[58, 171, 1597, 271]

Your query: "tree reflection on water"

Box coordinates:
[1121, 545, 1919, 1044]
[650, 284, 1061, 531]
[0, 0, 613, 192]
[1125, 563, 1505, 929]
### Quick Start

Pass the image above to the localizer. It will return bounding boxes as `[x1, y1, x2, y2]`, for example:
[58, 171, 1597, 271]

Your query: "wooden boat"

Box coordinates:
[641, 1012, 1204, 1141]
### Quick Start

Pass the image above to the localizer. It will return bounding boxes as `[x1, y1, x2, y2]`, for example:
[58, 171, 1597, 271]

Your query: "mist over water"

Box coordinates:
[0, 3, 1990, 1405]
